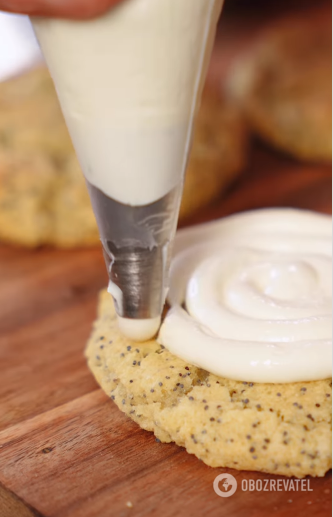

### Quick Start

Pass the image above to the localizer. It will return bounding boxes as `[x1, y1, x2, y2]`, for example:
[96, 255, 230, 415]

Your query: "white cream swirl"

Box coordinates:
[158, 209, 332, 383]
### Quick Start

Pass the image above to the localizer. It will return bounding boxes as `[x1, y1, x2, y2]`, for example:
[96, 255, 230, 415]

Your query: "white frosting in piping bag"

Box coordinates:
[158, 209, 332, 383]
[32, 0, 223, 206]
[32, 0, 224, 338]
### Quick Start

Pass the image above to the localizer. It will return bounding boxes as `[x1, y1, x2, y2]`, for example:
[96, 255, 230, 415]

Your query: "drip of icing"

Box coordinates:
[158, 209, 332, 383]
[118, 316, 161, 342]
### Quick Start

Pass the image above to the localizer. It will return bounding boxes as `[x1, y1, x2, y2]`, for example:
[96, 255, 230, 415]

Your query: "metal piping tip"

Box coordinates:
[87, 181, 183, 320]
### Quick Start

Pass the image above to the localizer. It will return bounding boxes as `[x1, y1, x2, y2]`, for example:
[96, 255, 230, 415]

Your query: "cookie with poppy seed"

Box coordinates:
[0, 67, 247, 247]
[227, 7, 332, 162]
[86, 290, 332, 478]
[179, 87, 247, 221]
[0, 150, 99, 247]
[0, 68, 99, 247]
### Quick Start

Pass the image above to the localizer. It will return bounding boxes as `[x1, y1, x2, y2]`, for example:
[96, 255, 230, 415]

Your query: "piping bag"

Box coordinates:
[32, 0, 224, 338]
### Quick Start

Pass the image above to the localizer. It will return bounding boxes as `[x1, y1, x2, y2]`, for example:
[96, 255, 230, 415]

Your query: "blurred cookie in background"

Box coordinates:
[0, 150, 99, 247]
[0, 67, 72, 159]
[0, 68, 99, 247]
[180, 88, 247, 221]
[227, 7, 332, 162]
[0, 68, 247, 247]
[0, 150, 57, 247]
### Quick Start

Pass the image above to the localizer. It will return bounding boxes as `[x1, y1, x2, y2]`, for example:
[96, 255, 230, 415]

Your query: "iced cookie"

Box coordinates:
[228, 8, 332, 162]
[86, 290, 331, 478]
[0, 68, 247, 247]
[86, 208, 332, 478]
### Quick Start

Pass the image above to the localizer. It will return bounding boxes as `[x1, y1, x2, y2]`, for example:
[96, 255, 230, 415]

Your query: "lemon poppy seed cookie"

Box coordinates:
[0, 150, 99, 247]
[86, 291, 332, 479]
[228, 8, 332, 162]
[0, 68, 99, 247]
[0, 68, 247, 247]
[179, 89, 247, 221]
[0, 151, 57, 246]
[0, 67, 73, 160]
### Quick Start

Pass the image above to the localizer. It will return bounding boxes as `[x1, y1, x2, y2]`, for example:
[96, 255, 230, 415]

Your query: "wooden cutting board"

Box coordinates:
[0, 145, 331, 517]
[0, 5, 331, 517]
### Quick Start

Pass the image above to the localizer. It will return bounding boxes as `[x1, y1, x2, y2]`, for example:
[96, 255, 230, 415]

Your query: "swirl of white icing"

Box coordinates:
[158, 209, 332, 383]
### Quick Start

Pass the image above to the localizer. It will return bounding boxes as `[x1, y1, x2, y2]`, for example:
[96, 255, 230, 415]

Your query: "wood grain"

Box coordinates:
[0, 5, 331, 517]
[0, 483, 43, 517]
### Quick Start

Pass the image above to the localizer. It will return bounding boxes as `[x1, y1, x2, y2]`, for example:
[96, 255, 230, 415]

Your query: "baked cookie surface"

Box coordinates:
[0, 68, 99, 247]
[0, 149, 99, 247]
[86, 290, 332, 478]
[179, 88, 247, 221]
[228, 8, 332, 162]
[0, 68, 246, 247]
